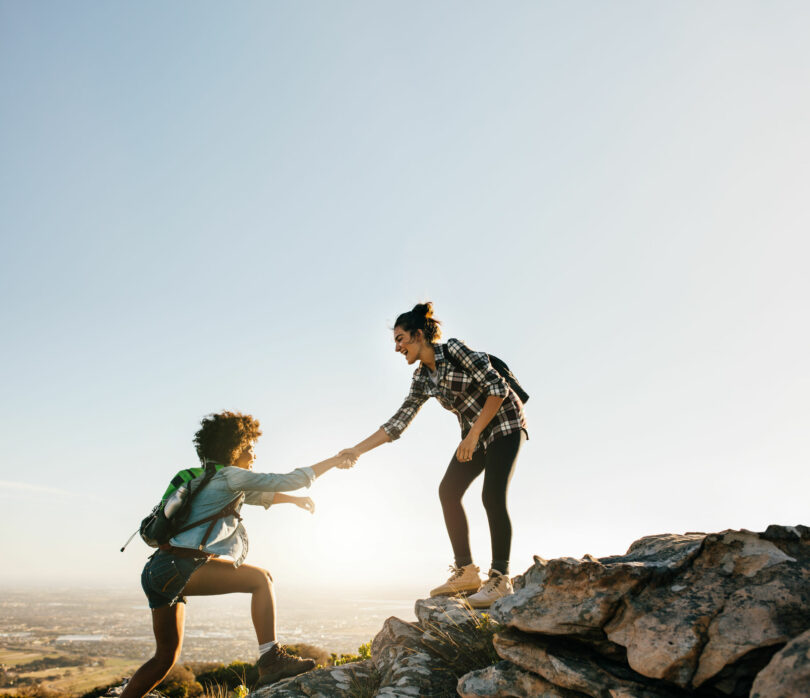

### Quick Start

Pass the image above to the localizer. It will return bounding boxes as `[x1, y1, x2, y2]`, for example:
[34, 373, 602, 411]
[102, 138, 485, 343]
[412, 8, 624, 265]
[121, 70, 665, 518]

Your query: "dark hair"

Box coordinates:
[394, 302, 442, 344]
[193, 411, 262, 465]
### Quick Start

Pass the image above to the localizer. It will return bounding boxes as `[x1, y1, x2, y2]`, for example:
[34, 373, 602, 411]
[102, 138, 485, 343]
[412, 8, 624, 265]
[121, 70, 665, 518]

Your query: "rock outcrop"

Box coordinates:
[254, 595, 496, 698]
[254, 525, 810, 697]
[250, 659, 378, 697]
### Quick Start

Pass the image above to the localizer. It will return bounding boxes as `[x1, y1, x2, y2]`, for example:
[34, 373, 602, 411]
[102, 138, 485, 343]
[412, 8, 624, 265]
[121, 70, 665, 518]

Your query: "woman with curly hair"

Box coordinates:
[122, 411, 352, 698]
[340, 302, 527, 608]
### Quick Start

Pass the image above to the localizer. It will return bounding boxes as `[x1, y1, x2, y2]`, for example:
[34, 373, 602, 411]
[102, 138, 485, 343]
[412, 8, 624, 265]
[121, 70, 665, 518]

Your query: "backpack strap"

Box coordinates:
[172, 496, 243, 550]
[197, 497, 243, 550]
[446, 350, 529, 404]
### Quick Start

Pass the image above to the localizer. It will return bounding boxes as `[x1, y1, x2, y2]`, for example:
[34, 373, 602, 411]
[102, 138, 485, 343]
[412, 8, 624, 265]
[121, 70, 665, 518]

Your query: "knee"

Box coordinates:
[152, 650, 179, 676]
[439, 477, 460, 506]
[250, 566, 274, 590]
[482, 489, 505, 514]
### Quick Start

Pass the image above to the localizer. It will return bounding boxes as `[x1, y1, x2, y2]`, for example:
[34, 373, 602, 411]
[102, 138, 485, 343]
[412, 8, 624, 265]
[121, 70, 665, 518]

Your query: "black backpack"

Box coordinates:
[447, 351, 529, 404]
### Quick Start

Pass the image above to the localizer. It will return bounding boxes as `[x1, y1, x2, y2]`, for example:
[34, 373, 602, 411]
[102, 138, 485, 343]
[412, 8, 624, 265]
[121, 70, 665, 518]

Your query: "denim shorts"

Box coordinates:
[141, 549, 209, 609]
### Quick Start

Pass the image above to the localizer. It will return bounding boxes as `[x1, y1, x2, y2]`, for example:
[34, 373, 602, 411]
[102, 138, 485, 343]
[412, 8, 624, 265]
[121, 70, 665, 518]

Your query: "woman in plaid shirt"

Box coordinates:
[340, 302, 527, 607]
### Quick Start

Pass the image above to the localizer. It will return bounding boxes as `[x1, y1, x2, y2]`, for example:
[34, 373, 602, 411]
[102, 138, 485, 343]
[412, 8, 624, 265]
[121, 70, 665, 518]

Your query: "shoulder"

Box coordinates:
[445, 338, 469, 357]
[217, 466, 243, 485]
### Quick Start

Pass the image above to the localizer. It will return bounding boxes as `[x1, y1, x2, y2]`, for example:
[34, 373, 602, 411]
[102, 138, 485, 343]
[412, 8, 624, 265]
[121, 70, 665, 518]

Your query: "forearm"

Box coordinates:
[469, 396, 505, 437]
[273, 493, 296, 505]
[352, 428, 392, 454]
[225, 466, 315, 494]
[308, 454, 347, 477]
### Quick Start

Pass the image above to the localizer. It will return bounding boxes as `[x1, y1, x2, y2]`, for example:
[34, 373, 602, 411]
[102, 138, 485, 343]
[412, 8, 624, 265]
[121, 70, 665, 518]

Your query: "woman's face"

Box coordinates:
[233, 442, 256, 470]
[394, 326, 422, 365]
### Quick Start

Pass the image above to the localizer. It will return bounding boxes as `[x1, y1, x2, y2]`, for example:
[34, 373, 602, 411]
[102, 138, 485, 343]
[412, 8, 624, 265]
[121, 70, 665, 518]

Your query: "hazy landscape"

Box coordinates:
[0, 587, 415, 696]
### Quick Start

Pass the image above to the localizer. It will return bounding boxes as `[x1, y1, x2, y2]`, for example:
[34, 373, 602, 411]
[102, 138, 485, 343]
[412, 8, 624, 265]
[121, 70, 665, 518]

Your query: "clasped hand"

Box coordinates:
[336, 448, 361, 469]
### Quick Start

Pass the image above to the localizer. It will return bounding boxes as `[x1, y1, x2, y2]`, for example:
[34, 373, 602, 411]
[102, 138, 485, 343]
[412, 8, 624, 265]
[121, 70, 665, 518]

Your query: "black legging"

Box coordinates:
[438, 430, 525, 575]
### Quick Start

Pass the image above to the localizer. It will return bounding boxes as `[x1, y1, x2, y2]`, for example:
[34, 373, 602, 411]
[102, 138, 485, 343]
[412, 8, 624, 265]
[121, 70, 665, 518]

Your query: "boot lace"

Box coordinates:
[479, 573, 503, 594]
[447, 565, 464, 581]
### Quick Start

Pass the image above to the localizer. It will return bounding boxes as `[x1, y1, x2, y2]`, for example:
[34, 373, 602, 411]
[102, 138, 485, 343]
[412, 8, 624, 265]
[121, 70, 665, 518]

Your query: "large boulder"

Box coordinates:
[494, 534, 705, 641]
[605, 527, 810, 691]
[493, 628, 682, 698]
[372, 614, 455, 696]
[490, 525, 810, 696]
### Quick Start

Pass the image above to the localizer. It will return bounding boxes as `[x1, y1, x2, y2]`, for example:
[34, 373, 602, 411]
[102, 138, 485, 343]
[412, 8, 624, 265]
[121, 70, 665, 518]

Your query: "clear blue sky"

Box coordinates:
[1, 2, 808, 595]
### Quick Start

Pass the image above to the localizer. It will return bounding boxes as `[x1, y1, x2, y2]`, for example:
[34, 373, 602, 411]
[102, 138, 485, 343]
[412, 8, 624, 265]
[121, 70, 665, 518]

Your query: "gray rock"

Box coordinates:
[751, 628, 810, 698]
[491, 554, 658, 639]
[605, 527, 810, 689]
[458, 660, 585, 697]
[251, 659, 377, 697]
[415, 595, 487, 630]
[372, 615, 457, 696]
[493, 628, 682, 698]
[492, 526, 810, 693]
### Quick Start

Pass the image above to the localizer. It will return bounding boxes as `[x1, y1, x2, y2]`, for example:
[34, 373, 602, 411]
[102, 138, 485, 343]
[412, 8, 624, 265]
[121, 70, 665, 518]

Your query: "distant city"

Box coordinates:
[0, 587, 416, 695]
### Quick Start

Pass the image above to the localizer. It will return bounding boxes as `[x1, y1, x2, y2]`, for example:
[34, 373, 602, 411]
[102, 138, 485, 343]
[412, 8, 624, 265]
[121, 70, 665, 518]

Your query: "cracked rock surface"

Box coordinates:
[487, 525, 810, 697]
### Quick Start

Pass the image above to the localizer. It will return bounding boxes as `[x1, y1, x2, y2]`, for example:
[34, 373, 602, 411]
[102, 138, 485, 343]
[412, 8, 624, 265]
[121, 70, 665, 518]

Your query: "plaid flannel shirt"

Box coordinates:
[381, 338, 527, 450]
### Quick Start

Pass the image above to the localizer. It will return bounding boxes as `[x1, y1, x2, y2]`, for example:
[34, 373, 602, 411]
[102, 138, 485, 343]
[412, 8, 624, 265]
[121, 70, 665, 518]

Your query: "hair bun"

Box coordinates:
[412, 301, 434, 319]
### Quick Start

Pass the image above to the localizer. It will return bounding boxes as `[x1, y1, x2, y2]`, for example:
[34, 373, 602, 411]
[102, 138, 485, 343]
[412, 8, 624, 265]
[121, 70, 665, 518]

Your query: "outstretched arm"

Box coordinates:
[308, 453, 354, 477]
[228, 453, 353, 496]
[339, 428, 392, 462]
[340, 382, 428, 464]
[274, 493, 315, 513]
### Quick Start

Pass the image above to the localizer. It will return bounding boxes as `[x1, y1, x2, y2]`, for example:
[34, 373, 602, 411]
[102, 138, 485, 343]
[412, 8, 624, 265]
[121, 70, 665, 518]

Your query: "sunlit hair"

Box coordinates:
[395, 301, 442, 344]
[193, 411, 262, 465]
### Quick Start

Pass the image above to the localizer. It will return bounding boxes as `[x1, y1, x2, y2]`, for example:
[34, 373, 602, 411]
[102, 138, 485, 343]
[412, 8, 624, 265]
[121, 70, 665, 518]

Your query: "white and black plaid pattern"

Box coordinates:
[381, 338, 527, 449]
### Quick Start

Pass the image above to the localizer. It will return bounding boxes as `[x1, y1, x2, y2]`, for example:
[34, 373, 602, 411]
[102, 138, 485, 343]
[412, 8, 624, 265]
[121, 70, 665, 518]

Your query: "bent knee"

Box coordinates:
[245, 565, 273, 588]
[153, 650, 180, 674]
[439, 478, 461, 504]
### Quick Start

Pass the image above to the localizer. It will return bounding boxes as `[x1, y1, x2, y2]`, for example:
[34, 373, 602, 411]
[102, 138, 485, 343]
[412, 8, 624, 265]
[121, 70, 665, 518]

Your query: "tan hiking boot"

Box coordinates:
[467, 569, 514, 608]
[255, 644, 316, 688]
[429, 563, 482, 597]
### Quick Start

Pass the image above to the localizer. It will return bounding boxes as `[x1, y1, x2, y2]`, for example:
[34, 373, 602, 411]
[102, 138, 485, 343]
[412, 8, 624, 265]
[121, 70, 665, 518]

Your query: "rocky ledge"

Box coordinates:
[255, 525, 810, 697]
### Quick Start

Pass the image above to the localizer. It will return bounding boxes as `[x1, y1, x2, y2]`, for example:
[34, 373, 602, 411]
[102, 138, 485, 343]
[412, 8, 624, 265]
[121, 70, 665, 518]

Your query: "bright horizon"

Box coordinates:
[1, 2, 808, 601]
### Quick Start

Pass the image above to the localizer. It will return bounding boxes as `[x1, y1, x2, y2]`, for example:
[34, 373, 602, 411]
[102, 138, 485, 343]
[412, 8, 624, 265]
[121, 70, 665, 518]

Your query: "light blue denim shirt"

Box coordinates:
[170, 465, 315, 566]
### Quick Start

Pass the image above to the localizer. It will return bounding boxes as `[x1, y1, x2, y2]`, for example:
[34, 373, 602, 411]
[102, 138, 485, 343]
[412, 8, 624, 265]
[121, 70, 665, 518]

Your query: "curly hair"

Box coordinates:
[193, 411, 262, 465]
[394, 301, 442, 344]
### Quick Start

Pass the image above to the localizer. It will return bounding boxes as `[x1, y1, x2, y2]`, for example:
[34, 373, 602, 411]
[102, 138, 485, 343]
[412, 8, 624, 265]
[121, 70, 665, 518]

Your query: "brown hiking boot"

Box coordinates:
[255, 644, 316, 688]
[429, 563, 482, 597]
